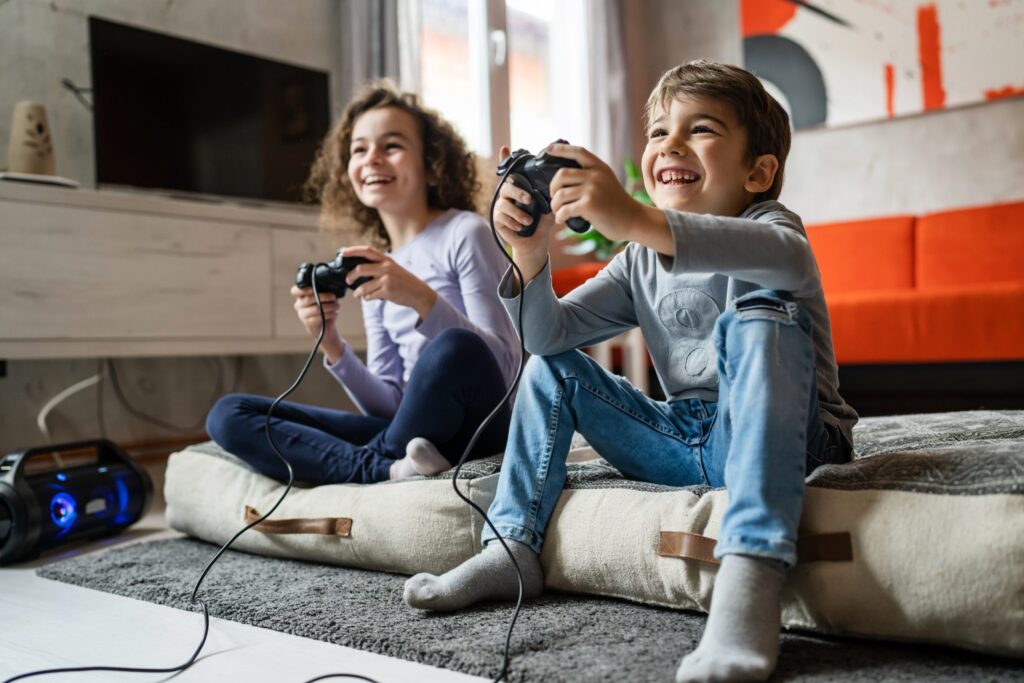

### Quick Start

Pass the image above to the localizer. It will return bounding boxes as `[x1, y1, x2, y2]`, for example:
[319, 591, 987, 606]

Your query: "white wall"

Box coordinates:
[781, 97, 1024, 223]
[622, 0, 1024, 224]
[0, 0, 345, 186]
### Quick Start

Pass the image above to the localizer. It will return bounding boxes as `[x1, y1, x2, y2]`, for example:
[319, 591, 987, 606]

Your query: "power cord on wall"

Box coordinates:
[105, 357, 224, 435]
[6, 170, 530, 683]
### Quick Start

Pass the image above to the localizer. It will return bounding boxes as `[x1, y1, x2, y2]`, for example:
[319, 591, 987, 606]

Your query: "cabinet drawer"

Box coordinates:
[0, 203, 271, 340]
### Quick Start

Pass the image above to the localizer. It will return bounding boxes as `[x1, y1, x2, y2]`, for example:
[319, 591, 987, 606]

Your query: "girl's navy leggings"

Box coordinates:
[205, 328, 513, 484]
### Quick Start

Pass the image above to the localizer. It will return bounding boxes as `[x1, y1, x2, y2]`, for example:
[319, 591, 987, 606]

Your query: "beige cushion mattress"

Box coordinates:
[164, 410, 1024, 657]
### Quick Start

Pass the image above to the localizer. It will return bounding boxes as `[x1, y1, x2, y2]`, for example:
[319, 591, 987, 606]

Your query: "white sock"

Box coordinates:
[389, 437, 451, 480]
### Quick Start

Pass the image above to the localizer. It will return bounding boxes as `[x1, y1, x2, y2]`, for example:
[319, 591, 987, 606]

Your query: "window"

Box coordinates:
[414, 0, 593, 159]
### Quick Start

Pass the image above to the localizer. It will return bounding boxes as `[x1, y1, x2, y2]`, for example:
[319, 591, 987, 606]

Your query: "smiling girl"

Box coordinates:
[206, 82, 519, 484]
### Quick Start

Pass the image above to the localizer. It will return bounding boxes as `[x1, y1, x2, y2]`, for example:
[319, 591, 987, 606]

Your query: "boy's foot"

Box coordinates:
[676, 554, 784, 682]
[403, 538, 544, 611]
[389, 437, 451, 480]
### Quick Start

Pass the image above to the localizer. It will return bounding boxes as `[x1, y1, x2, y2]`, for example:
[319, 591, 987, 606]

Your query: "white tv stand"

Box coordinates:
[0, 182, 365, 360]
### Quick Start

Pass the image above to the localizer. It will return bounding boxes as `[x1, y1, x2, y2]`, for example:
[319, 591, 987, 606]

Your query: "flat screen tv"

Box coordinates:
[89, 17, 330, 204]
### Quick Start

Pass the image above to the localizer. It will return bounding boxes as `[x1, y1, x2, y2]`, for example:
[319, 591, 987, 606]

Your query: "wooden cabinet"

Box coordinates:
[0, 183, 365, 359]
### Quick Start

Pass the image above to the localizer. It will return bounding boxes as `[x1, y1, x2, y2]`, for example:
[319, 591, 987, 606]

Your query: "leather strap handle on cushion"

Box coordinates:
[658, 530, 852, 564]
[244, 506, 352, 537]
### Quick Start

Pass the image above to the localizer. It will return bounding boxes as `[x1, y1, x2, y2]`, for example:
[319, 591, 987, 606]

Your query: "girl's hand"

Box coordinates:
[342, 245, 438, 320]
[547, 143, 648, 244]
[492, 145, 554, 284]
[291, 285, 345, 363]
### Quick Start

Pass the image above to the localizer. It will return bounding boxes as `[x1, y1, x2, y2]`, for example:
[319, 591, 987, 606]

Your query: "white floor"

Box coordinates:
[0, 463, 485, 683]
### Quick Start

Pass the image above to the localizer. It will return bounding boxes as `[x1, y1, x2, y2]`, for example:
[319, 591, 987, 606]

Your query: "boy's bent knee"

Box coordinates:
[731, 289, 801, 324]
[717, 289, 810, 339]
[522, 349, 591, 384]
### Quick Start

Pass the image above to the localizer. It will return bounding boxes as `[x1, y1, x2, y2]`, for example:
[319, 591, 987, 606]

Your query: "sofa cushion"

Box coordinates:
[806, 216, 916, 295]
[551, 261, 605, 297]
[917, 200, 1024, 290]
[826, 283, 1024, 363]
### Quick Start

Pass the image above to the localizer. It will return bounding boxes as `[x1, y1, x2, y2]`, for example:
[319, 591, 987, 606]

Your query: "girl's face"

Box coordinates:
[347, 106, 429, 215]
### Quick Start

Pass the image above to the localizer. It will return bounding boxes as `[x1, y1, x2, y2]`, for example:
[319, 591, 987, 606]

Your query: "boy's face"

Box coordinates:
[642, 95, 766, 217]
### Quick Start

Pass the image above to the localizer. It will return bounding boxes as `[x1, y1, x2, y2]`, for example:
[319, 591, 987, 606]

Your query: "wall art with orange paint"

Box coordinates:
[741, 0, 1024, 129]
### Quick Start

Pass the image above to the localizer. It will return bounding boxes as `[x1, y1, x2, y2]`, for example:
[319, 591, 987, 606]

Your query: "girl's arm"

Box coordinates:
[415, 214, 521, 381]
[325, 299, 404, 418]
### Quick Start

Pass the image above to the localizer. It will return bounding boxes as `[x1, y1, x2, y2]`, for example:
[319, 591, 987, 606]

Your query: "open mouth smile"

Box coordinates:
[362, 174, 395, 187]
[657, 168, 701, 186]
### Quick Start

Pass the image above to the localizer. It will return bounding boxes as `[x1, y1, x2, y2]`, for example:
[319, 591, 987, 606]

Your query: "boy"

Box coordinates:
[404, 60, 857, 682]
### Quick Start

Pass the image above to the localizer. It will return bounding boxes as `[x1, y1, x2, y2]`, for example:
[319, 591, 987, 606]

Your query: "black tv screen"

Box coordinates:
[89, 17, 330, 203]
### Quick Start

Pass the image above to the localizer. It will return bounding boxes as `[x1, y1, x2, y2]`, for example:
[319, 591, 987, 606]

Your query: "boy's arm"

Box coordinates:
[498, 250, 638, 357]
[546, 143, 675, 257]
[663, 204, 821, 296]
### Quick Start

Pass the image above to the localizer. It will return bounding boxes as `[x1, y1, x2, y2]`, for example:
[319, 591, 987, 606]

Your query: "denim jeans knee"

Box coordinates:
[708, 288, 819, 567]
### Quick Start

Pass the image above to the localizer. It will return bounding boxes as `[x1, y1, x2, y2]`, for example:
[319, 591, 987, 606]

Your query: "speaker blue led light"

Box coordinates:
[0, 440, 153, 564]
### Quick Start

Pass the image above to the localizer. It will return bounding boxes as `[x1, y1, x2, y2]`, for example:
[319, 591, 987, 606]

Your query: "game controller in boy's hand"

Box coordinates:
[295, 249, 373, 297]
[496, 139, 592, 237]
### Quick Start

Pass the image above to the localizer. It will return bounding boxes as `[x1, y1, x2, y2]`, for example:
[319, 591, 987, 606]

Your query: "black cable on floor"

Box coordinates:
[306, 164, 531, 683]
[3, 274, 356, 683]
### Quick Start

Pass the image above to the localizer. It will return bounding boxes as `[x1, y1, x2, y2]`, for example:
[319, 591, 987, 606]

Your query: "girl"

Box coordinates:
[206, 82, 519, 484]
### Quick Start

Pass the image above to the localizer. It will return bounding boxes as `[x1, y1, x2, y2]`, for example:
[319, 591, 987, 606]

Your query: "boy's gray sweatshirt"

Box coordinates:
[499, 200, 858, 448]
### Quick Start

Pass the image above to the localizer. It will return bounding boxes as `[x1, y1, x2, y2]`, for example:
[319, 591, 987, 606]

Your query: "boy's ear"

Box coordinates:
[744, 154, 779, 195]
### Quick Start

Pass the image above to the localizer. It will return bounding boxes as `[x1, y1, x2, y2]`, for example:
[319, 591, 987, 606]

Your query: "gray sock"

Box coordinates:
[676, 554, 785, 683]
[403, 538, 544, 611]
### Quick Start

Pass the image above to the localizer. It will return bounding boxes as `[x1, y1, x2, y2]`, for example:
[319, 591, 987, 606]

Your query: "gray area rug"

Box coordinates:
[39, 538, 1024, 682]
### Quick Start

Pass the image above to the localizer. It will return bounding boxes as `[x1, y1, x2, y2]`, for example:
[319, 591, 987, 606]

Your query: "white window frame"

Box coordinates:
[403, 0, 601, 162]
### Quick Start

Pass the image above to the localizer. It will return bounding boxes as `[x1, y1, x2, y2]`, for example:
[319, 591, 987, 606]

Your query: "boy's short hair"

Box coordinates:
[644, 60, 791, 202]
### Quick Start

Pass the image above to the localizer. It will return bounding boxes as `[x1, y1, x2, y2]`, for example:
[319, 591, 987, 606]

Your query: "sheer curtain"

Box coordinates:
[339, 0, 403, 95]
[583, 0, 630, 181]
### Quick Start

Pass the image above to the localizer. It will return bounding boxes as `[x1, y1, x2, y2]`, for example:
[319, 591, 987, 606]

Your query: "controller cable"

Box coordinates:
[306, 162, 531, 683]
[5, 167, 529, 683]
[3, 275, 374, 683]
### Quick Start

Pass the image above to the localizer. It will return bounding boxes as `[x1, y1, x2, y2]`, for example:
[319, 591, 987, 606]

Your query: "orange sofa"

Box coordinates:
[807, 200, 1024, 365]
[554, 200, 1024, 367]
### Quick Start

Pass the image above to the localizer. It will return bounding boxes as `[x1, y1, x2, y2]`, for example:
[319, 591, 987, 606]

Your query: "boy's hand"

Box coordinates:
[548, 143, 671, 254]
[342, 245, 438, 321]
[492, 145, 554, 284]
[291, 285, 345, 363]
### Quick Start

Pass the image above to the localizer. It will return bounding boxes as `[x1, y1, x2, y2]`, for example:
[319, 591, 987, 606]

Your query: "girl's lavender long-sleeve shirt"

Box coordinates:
[324, 209, 520, 418]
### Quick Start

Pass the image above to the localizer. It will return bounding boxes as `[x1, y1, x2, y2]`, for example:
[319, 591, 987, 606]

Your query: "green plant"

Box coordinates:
[559, 160, 652, 261]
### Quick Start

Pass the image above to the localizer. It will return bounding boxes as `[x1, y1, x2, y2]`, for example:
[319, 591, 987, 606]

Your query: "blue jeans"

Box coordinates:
[483, 289, 847, 567]
[206, 328, 512, 484]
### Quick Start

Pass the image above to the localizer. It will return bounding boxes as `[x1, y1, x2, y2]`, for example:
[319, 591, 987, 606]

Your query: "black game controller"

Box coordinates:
[496, 139, 592, 237]
[295, 249, 373, 297]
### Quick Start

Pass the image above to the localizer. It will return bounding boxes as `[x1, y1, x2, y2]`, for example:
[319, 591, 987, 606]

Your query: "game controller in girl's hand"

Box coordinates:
[295, 249, 373, 297]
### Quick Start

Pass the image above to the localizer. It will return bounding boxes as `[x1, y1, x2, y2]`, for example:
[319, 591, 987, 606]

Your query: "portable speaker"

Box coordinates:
[0, 439, 153, 564]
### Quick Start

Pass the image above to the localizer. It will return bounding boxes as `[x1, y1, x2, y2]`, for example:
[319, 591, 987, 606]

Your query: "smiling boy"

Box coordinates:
[403, 60, 858, 682]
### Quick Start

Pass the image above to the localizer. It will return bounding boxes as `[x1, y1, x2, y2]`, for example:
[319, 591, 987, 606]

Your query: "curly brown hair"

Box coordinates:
[305, 81, 481, 247]
[644, 60, 791, 203]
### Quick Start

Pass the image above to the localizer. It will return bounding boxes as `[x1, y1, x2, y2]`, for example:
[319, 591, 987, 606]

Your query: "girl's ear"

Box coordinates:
[744, 154, 779, 194]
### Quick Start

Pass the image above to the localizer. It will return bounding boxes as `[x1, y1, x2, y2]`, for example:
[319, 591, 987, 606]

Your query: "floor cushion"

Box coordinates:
[164, 443, 502, 575]
[164, 412, 1024, 657]
[165, 442, 598, 575]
